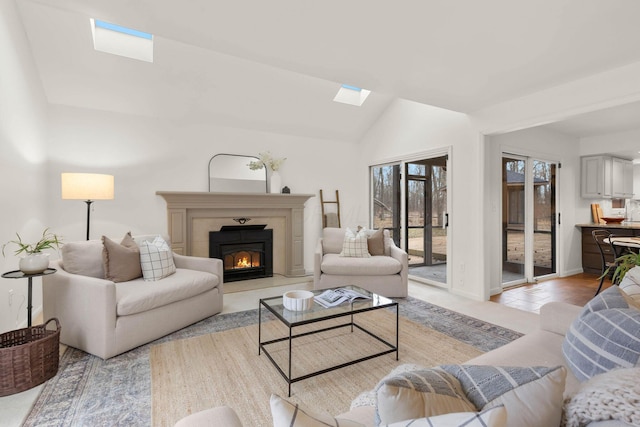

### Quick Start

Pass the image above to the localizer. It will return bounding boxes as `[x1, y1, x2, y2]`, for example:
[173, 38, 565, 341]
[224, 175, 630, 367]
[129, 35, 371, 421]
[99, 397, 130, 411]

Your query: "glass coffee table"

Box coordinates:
[258, 285, 398, 396]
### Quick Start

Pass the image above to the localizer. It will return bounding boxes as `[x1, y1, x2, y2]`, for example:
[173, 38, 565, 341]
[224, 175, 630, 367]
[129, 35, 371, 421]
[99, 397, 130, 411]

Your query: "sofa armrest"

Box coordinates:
[314, 238, 324, 283]
[389, 244, 408, 283]
[43, 260, 117, 359]
[173, 253, 223, 279]
[539, 301, 582, 336]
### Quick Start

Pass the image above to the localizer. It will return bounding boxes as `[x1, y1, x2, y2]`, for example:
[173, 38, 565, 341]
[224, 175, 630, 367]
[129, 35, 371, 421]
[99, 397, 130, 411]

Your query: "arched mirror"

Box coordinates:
[208, 153, 267, 193]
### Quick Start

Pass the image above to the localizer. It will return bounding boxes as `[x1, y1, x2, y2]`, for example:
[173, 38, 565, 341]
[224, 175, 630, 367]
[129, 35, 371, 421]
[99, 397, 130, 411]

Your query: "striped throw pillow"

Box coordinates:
[269, 394, 364, 427]
[440, 365, 566, 427]
[375, 368, 476, 425]
[563, 286, 640, 382]
[387, 406, 507, 427]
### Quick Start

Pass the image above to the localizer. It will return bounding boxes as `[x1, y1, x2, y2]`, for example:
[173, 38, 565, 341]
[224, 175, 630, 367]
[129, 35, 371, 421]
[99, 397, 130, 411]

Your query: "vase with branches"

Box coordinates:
[247, 151, 286, 172]
[248, 151, 286, 193]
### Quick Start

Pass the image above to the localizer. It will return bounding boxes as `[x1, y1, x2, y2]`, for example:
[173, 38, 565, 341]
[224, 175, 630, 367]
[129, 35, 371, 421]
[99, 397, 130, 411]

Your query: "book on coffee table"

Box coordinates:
[314, 287, 371, 308]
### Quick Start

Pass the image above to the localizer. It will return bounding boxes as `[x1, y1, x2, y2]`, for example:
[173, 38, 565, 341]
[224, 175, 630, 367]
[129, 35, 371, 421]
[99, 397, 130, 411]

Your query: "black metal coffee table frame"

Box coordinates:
[258, 286, 398, 396]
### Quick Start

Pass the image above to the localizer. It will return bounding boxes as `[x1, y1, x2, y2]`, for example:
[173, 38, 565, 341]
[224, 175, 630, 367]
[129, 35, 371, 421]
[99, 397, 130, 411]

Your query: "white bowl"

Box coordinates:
[283, 290, 314, 311]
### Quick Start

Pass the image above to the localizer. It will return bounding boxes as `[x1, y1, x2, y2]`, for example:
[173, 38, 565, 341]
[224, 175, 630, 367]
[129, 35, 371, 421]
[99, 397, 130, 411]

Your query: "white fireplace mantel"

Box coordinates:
[156, 191, 314, 277]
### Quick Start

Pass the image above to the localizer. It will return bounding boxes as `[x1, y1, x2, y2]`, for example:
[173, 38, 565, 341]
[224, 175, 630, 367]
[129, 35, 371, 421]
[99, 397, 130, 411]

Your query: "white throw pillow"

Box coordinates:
[441, 365, 566, 427]
[387, 405, 507, 427]
[339, 227, 371, 258]
[269, 394, 364, 427]
[375, 368, 476, 425]
[139, 236, 176, 281]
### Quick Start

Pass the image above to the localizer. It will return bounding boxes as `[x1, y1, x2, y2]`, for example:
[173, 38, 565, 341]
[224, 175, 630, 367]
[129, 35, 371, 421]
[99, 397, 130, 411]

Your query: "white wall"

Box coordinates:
[358, 99, 484, 300]
[485, 127, 583, 295]
[44, 104, 364, 274]
[580, 128, 640, 158]
[0, 0, 49, 333]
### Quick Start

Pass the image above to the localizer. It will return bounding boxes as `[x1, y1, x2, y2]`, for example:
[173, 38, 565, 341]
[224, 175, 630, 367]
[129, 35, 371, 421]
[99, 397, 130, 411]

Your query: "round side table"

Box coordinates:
[2, 268, 56, 327]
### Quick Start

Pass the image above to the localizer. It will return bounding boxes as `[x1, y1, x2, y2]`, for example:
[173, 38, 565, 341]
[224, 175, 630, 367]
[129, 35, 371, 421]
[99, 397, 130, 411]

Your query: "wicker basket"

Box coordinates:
[0, 318, 61, 397]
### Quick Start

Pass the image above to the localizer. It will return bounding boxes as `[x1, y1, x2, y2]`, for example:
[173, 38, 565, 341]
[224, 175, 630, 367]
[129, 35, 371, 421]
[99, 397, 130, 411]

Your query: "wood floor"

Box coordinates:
[490, 272, 612, 313]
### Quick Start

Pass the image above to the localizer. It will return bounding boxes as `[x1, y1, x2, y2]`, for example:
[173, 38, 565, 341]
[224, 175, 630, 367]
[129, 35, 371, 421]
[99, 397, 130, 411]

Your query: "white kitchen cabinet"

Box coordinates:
[633, 164, 640, 199]
[612, 157, 634, 198]
[581, 156, 611, 198]
[581, 155, 633, 199]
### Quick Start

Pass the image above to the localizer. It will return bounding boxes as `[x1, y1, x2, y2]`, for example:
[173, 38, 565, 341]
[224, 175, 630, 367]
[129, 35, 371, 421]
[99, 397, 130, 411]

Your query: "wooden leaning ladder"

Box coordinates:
[320, 190, 341, 228]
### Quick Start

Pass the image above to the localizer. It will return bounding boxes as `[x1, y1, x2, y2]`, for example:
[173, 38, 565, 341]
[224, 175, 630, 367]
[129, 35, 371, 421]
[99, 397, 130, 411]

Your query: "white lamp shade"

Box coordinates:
[61, 173, 115, 200]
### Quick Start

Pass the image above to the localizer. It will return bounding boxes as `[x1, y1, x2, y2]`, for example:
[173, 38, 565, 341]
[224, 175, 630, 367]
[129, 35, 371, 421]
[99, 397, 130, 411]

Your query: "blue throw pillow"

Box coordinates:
[562, 286, 640, 382]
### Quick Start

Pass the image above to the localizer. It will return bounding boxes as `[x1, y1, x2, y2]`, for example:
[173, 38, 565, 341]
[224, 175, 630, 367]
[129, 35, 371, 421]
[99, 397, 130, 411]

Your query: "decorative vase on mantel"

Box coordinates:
[19, 252, 50, 274]
[270, 171, 282, 194]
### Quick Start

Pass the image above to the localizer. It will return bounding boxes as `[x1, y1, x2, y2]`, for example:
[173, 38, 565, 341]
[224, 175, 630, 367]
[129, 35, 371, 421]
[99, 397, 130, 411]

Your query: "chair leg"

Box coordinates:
[594, 274, 606, 296]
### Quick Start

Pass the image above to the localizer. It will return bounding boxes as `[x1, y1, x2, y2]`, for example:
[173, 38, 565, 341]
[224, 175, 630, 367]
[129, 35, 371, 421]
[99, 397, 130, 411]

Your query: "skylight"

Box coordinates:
[90, 19, 153, 63]
[333, 84, 371, 106]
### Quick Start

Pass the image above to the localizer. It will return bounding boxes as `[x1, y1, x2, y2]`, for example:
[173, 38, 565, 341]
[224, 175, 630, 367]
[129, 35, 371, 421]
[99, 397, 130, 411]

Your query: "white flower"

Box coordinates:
[247, 151, 286, 171]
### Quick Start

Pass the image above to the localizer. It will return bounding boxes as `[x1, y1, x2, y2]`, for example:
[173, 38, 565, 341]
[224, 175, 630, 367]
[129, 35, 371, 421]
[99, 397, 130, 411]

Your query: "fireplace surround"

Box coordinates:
[157, 191, 314, 277]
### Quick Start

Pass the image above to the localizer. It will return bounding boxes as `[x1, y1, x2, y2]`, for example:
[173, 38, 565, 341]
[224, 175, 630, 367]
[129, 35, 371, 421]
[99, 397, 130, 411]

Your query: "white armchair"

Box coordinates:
[314, 228, 408, 297]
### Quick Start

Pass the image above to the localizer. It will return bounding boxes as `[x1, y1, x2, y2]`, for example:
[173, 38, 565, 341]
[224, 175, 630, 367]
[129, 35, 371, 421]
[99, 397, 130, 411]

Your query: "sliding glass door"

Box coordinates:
[371, 154, 449, 286]
[405, 157, 448, 278]
[502, 155, 557, 285]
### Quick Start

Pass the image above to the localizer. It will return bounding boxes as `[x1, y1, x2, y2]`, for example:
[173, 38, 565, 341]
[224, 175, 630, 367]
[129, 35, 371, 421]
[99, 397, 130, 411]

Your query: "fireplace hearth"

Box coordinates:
[209, 225, 273, 282]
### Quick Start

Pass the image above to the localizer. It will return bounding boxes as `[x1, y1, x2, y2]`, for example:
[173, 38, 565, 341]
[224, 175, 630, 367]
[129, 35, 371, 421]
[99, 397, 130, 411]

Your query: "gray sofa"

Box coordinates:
[43, 234, 223, 359]
[314, 227, 408, 298]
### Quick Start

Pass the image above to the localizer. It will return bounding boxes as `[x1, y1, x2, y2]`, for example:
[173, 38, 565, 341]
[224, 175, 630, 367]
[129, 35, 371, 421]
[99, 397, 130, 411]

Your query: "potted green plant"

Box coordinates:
[605, 251, 640, 285]
[2, 228, 63, 274]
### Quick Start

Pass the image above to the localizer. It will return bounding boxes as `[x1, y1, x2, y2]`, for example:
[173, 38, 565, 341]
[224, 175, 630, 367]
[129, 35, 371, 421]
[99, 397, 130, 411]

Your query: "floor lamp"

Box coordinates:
[61, 173, 115, 240]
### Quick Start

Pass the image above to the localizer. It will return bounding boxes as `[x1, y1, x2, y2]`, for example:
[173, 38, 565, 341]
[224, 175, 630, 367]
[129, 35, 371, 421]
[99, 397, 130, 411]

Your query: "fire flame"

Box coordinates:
[236, 257, 251, 268]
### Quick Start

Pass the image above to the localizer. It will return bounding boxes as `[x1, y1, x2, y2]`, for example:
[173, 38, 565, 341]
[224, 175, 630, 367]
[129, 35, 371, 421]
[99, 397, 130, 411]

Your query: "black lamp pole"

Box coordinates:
[85, 200, 94, 240]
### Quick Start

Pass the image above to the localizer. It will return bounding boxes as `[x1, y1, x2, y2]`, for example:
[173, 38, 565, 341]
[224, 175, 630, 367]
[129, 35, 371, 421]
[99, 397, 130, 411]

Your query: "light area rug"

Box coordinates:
[151, 309, 484, 427]
[23, 297, 522, 426]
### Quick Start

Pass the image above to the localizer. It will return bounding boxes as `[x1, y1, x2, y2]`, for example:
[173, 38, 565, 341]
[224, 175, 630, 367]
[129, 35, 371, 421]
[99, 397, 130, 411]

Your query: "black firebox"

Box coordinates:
[209, 225, 273, 282]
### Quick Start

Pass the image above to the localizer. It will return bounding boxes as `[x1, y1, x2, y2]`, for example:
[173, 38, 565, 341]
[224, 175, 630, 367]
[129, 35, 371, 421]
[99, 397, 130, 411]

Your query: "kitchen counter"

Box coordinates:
[578, 222, 640, 274]
[576, 222, 640, 229]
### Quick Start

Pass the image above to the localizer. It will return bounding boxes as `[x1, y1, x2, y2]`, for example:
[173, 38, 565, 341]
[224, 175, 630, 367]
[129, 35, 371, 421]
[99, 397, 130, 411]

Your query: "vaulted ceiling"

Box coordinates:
[15, 0, 640, 142]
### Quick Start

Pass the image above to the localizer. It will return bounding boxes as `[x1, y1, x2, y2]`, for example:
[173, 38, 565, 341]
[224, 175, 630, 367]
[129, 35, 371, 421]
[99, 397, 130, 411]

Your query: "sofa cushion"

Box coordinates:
[61, 239, 105, 278]
[102, 233, 143, 283]
[441, 365, 566, 427]
[270, 394, 364, 427]
[115, 268, 219, 316]
[321, 253, 402, 276]
[139, 236, 176, 281]
[563, 286, 640, 382]
[562, 367, 640, 427]
[387, 406, 507, 427]
[340, 227, 370, 258]
[375, 368, 476, 425]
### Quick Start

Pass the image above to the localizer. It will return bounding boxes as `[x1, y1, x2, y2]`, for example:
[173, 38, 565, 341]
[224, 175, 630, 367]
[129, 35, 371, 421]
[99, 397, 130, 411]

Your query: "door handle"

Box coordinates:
[444, 213, 449, 228]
